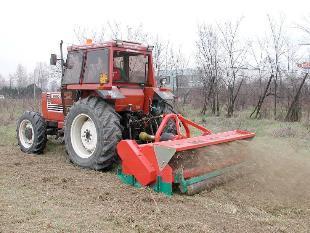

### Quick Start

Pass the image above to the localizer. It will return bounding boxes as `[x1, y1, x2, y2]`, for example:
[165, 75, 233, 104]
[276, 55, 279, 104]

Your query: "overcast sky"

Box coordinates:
[0, 0, 309, 77]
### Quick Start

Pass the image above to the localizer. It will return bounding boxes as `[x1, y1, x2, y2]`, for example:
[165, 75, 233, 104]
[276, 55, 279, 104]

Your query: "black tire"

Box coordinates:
[16, 111, 47, 154]
[64, 96, 122, 170]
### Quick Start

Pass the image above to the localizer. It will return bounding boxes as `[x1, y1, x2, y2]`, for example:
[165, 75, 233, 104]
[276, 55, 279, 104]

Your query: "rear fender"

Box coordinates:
[154, 88, 174, 100]
[95, 87, 125, 99]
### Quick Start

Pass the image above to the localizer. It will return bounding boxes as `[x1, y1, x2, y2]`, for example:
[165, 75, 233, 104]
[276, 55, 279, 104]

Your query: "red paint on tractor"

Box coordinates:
[115, 88, 145, 112]
[41, 92, 64, 123]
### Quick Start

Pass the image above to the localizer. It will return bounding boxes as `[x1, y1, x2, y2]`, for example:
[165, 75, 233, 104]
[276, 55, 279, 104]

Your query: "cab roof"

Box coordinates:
[67, 40, 153, 53]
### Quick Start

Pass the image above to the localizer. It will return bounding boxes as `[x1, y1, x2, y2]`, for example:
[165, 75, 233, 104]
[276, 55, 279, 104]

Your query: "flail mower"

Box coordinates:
[17, 40, 255, 196]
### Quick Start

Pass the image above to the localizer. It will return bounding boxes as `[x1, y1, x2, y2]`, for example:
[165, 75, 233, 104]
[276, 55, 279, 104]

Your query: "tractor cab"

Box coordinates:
[50, 40, 172, 115]
[61, 40, 155, 88]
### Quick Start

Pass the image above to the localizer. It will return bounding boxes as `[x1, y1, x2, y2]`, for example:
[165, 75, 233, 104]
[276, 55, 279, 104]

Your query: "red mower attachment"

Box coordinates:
[117, 114, 255, 196]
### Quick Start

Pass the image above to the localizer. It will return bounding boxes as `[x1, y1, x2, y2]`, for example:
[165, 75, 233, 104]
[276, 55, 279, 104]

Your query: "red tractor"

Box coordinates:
[17, 40, 255, 195]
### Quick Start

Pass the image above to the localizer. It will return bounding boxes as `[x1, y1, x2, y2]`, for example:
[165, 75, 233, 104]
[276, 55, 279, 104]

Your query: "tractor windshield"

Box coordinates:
[62, 52, 83, 84]
[84, 49, 109, 83]
[113, 51, 148, 84]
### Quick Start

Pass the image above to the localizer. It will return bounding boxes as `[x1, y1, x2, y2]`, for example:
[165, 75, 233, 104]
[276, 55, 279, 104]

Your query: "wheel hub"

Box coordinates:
[25, 127, 33, 140]
[19, 119, 34, 149]
[83, 129, 92, 141]
[71, 113, 98, 159]
[81, 119, 97, 152]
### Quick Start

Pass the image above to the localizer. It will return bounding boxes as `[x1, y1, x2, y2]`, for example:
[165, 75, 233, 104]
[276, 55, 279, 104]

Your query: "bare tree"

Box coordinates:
[73, 25, 105, 43]
[8, 74, 15, 89]
[265, 15, 286, 119]
[280, 17, 310, 121]
[0, 74, 6, 88]
[249, 39, 273, 118]
[250, 74, 274, 118]
[218, 18, 248, 117]
[47, 64, 62, 91]
[14, 64, 28, 92]
[74, 22, 151, 44]
[296, 14, 310, 37]
[33, 62, 49, 91]
[250, 16, 295, 119]
[285, 72, 309, 121]
[171, 48, 189, 98]
[152, 36, 170, 78]
[49, 80, 60, 91]
[196, 24, 221, 115]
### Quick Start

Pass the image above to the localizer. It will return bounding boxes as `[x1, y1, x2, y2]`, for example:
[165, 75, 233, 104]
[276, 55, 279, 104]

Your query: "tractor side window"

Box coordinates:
[129, 55, 148, 83]
[62, 52, 83, 84]
[83, 49, 109, 83]
[113, 52, 148, 84]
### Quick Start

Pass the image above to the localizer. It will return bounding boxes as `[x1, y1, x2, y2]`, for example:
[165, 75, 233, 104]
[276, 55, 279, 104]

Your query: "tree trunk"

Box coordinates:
[250, 74, 274, 119]
[227, 79, 244, 117]
[227, 86, 234, 117]
[274, 73, 278, 119]
[201, 86, 208, 115]
[216, 92, 220, 116]
[285, 73, 308, 122]
[212, 93, 216, 115]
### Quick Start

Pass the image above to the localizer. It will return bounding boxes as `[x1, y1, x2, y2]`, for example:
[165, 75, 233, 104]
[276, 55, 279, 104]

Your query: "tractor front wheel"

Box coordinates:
[64, 97, 122, 170]
[17, 111, 47, 154]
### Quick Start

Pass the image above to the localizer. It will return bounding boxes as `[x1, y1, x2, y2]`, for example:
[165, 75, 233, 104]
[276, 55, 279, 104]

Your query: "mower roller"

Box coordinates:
[117, 113, 255, 196]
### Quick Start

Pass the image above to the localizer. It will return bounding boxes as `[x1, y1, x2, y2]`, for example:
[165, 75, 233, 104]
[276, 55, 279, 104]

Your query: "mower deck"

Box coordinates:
[153, 130, 254, 151]
[117, 114, 255, 196]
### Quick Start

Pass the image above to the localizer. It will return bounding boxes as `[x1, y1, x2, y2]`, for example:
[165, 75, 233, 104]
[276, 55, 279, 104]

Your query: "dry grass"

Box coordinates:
[0, 99, 39, 126]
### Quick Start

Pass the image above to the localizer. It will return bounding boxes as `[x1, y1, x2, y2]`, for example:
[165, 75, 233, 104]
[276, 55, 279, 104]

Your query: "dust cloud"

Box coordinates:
[169, 139, 310, 207]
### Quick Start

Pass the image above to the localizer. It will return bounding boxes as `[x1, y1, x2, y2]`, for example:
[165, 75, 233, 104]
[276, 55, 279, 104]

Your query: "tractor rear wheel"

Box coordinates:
[17, 111, 47, 154]
[64, 96, 122, 170]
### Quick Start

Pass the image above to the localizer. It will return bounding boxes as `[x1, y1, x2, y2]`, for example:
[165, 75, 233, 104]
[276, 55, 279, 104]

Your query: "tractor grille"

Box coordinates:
[47, 93, 63, 113]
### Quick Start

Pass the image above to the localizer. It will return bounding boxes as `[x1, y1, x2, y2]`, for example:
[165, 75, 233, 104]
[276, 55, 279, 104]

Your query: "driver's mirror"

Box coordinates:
[50, 54, 57, 65]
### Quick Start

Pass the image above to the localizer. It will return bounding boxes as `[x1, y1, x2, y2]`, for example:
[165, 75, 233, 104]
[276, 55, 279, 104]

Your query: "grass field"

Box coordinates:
[0, 99, 310, 232]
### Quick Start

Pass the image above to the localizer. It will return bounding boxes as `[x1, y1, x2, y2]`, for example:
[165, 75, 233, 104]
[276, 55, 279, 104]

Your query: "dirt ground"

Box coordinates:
[1, 134, 310, 232]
